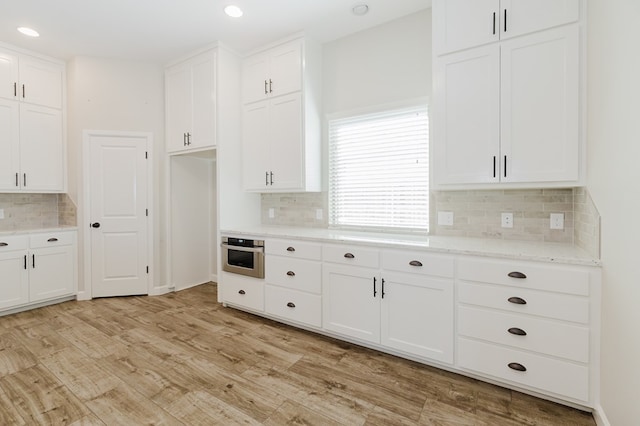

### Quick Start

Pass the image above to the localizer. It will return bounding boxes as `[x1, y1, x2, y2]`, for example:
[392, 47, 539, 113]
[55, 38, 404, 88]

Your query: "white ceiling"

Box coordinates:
[0, 0, 431, 64]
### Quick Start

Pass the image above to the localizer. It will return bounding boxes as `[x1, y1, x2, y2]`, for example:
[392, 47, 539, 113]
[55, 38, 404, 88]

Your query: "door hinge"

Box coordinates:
[146, 266, 149, 274]
[145, 151, 148, 159]
[146, 208, 148, 217]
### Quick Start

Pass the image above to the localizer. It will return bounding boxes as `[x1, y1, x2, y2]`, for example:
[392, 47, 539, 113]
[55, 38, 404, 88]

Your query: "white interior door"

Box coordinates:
[89, 132, 149, 297]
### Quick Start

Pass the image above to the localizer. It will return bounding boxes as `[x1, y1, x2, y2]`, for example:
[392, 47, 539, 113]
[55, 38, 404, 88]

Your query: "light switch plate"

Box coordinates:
[437, 211, 454, 226]
[0, 209, 4, 219]
[268, 208, 275, 219]
[315, 209, 323, 220]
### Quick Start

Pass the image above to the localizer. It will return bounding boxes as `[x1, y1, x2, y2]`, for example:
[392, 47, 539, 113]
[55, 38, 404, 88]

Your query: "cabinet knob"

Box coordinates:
[91, 222, 101, 228]
[409, 260, 423, 267]
[0, 242, 7, 247]
[507, 297, 527, 305]
[508, 362, 526, 372]
[47, 238, 59, 242]
[286, 271, 295, 277]
[344, 253, 355, 259]
[286, 302, 295, 308]
[507, 327, 527, 336]
[286, 247, 295, 252]
[508, 271, 527, 279]
[238, 289, 246, 295]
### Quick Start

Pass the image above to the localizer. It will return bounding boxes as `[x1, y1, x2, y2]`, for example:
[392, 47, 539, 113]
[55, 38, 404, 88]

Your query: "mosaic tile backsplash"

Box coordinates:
[0, 193, 77, 231]
[260, 188, 601, 257]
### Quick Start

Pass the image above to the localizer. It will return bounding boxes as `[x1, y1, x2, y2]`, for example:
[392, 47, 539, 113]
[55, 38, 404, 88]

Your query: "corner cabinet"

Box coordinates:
[0, 46, 65, 192]
[241, 37, 322, 192]
[432, 0, 584, 189]
[165, 49, 216, 154]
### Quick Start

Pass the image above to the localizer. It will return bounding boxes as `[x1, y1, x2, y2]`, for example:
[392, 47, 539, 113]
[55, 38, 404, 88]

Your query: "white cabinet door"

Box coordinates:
[500, 0, 580, 40]
[381, 271, 454, 363]
[190, 52, 216, 150]
[19, 104, 64, 191]
[242, 101, 270, 190]
[0, 250, 29, 310]
[268, 40, 302, 98]
[242, 53, 269, 104]
[29, 245, 75, 303]
[0, 99, 20, 190]
[322, 264, 380, 344]
[269, 93, 303, 190]
[433, 0, 499, 55]
[0, 48, 19, 101]
[166, 62, 193, 153]
[19, 55, 63, 109]
[501, 25, 579, 183]
[433, 44, 500, 184]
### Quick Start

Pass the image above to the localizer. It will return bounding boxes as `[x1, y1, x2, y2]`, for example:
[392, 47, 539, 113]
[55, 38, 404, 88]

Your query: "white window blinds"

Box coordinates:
[328, 105, 429, 232]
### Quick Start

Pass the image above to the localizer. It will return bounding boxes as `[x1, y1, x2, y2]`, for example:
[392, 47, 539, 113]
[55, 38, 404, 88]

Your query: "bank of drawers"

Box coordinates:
[265, 239, 322, 328]
[456, 256, 592, 402]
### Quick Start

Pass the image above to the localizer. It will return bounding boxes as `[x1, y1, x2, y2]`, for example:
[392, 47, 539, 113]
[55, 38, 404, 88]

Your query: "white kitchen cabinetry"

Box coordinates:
[0, 230, 77, 314]
[265, 239, 322, 327]
[456, 256, 599, 404]
[242, 37, 321, 192]
[220, 271, 265, 312]
[0, 45, 66, 192]
[433, 0, 580, 55]
[432, 1, 583, 188]
[165, 50, 216, 154]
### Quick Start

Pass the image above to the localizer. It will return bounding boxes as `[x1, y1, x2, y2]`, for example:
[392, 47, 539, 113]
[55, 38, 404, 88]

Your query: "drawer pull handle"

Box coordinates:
[286, 302, 296, 308]
[508, 327, 527, 336]
[286, 271, 295, 277]
[238, 290, 246, 295]
[508, 362, 527, 372]
[508, 271, 527, 279]
[286, 247, 295, 252]
[47, 238, 59, 242]
[0, 242, 7, 247]
[409, 260, 423, 267]
[344, 253, 355, 259]
[507, 296, 527, 305]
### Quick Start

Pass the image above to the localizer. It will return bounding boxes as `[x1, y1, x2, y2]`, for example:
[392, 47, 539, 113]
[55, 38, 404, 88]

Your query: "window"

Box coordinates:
[328, 104, 429, 232]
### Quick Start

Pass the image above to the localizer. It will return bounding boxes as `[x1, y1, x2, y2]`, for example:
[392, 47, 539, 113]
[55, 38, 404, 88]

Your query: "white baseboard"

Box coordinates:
[76, 290, 91, 301]
[149, 285, 172, 296]
[593, 404, 611, 426]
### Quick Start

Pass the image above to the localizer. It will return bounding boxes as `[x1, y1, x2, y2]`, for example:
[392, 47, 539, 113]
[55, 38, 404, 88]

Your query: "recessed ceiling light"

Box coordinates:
[352, 4, 369, 16]
[17, 27, 40, 37]
[224, 5, 243, 18]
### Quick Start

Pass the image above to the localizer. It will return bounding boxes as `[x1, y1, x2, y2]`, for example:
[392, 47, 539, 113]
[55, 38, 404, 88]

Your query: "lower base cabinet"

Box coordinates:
[0, 230, 77, 313]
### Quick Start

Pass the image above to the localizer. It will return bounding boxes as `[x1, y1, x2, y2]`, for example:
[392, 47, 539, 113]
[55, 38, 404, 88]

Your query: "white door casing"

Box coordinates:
[83, 130, 153, 298]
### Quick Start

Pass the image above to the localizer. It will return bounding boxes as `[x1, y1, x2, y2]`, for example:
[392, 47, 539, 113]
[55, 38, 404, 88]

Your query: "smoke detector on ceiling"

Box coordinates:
[352, 4, 370, 16]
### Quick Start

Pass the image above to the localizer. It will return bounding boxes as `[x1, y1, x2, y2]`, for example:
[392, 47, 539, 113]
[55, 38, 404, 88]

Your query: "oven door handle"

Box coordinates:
[221, 243, 264, 253]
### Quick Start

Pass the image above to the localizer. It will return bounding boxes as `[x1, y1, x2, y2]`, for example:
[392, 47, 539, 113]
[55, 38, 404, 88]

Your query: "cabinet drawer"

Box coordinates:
[458, 338, 589, 402]
[458, 305, 589, 362]
[322, 244, 379, 268]
[266, 256, 321, 294]
[30, 231, 74, 248]
[0, 235, 28, 252]
[458, 257, 589, 296]
[266, 239, 322, 260]
[221, 273, 264, 312]
[265, 285, 321, 328]
[382, 250, 454, 278]
[458, 281, 589, 324]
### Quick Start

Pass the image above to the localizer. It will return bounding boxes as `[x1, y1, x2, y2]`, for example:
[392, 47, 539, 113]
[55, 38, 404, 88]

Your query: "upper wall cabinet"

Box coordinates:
[241, 37, 322, 192]
[433, 0, 580, 55]
[165, 50, 216, 154]
[432, 0, 584, 189]
[0, 46, 65, 193]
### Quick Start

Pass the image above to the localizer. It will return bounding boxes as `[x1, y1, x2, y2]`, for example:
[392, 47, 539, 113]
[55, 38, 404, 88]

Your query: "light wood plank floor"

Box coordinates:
[0, 283, 595, 425]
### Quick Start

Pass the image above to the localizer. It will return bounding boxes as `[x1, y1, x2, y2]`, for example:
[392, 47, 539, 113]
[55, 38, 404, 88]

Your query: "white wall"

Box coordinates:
[66, 57, 165, 293]
[587, 0, 640, 423]
[322, 9, 431, 115]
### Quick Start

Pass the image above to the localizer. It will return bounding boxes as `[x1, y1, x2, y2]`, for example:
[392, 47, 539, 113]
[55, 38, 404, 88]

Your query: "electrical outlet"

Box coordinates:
[268, 208, 275, 219]
[315, 209, 323, 220]
[501, 212, 513, 228]
[550, 213, 564, 230]
[437, 211, 454, 226]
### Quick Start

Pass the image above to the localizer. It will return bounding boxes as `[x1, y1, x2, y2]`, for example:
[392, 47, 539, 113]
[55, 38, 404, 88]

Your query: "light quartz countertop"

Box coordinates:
[221, 225, 601, 267]
[0, 226, 79, 238]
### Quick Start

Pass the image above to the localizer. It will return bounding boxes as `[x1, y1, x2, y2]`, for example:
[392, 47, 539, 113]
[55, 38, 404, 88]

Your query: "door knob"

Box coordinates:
[91, 222, 101, 228]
